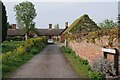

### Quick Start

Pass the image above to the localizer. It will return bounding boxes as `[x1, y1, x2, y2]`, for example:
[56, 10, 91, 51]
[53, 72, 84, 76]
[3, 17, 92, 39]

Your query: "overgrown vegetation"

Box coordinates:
[98, 19, 117, 29]
[2, 41, 25, 53]
[62, 14, 118, 47]
[91, 57, 117, 77]
[61, 46, 105, 80]
[64, 26, 118, 47]
[1, 37, 46, 78]
[6, 36, 24, 41]
[61, 46, 119, 79]
[63, 14, 100, 34]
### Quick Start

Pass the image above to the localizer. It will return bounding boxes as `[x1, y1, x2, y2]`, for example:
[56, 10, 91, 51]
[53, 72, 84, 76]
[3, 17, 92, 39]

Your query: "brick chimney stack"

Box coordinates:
[12, 24, 16, 29]
[65, 22, 68, 28]
[49, 24, 52, 29]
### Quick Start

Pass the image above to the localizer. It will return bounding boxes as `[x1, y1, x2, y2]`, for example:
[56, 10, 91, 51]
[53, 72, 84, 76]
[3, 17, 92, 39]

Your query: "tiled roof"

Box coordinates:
[35, 29, 64, 36]
[7, 29, 65, 36]
[7, 29, 25, 36]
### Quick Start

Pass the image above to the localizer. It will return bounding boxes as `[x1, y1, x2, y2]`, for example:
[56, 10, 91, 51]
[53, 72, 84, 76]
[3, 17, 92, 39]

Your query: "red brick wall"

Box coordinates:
[68, 39, 120, 70]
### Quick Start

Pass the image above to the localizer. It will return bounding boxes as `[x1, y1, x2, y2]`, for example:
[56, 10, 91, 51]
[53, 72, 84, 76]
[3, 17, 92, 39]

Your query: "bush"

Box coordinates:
[2, 41, 25, 53]
[30, 48, 39, 54]
[89, 70, 105, 80]
[15, 46, 25, 55]
[26, 37, 46, 47]
[6, 36, 24, 41]
[2, 37, 46, 78]
[91, 57, 117, 77]
[81, 59, 89, 65]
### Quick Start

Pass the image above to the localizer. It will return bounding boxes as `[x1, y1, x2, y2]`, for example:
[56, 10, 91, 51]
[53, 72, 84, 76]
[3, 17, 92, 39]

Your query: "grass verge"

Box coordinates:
[61, 46, 105, 80]
[61, 46, 90, 78]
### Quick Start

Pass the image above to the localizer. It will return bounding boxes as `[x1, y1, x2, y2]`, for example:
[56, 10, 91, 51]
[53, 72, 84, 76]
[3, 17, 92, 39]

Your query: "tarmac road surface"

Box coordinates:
[10, 44, 79, 78]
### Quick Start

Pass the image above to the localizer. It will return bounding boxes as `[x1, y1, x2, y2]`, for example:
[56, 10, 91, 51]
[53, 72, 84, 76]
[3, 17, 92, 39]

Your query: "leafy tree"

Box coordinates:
[98, 19, 117, 29]
[1, 1, 8, 42]
[14, 1, 37, 40]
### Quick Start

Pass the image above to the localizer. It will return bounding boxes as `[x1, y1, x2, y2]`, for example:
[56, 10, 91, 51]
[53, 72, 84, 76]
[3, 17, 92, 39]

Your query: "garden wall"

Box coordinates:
[67, 37, 120, 70]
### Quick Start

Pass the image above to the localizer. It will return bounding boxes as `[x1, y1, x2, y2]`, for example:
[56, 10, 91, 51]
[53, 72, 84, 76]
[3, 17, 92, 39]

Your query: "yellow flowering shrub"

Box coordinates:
[26, 39, 34, 47]
[16, 46, 25, 55]
[26, 37, 45, 47]
[2, 51, 12, 60]
[2, 37, 46, 62]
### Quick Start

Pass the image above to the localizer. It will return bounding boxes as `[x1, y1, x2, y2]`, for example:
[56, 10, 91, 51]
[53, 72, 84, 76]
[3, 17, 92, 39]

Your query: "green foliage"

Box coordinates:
[62, 46, 72, 53]
[61, 46, 106, 79]
[63, 14, 100, 34]
[81, 59, 89, 65]
[61, 46, 93, 78]
[14, 1, 37, 39]
[6, 36, 24, 41]
[64, 27, 118, 47]
[98, 19, 117, 29]
[2, 37, 46, 78]
[89, 71, 105, 80]
[61, 46, 89, 66]
[62, 15, 118, 47]
[30, 47, 40, 54]
[2, 53, 35, 78]
[1, 1, 8, 42]
[2, 41, 25, 53]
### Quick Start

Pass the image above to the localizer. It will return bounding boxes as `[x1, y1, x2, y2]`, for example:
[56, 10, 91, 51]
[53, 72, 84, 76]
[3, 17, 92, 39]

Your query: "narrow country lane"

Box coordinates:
[10, 44, 79, 78]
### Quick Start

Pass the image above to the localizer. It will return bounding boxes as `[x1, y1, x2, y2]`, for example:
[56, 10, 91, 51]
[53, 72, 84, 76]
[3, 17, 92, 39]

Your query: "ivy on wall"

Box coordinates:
[64, 27, 118, 47]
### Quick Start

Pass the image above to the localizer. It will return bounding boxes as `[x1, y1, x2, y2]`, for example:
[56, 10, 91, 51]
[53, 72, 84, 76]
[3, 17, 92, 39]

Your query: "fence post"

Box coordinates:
[114, 48, 119, 75]
[103, 47, 107, 59]
[102, 47, 119, 76]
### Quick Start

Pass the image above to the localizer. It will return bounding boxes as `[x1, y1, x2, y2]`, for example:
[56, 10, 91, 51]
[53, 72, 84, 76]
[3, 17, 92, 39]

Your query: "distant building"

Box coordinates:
[7, 22, 68, 42]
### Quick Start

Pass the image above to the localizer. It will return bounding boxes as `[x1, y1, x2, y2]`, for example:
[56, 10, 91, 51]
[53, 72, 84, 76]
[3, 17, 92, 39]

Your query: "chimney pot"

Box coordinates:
[12, 24, 16, 29]
[49, 24, 52, 29]
[65, 22, 68, 28]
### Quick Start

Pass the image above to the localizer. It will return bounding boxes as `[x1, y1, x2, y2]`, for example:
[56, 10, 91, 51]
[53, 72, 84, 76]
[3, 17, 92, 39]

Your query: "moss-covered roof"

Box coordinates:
[62, 14, 99, 34]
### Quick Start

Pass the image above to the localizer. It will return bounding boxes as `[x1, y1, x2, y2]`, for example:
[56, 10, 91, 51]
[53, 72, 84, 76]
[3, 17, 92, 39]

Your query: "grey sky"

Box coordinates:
[4, 2, 118, 29]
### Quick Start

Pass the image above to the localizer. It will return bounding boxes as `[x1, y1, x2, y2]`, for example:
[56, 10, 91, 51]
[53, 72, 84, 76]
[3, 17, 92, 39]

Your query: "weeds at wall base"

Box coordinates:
[61, 46, 105, 80]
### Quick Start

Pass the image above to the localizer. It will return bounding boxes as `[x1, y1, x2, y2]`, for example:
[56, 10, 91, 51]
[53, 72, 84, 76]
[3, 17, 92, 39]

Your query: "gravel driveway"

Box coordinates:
[10, 44, 79, 78]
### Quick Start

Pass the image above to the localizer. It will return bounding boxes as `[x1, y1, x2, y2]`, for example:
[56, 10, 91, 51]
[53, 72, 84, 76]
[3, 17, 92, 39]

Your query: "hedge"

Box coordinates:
[1, 37, 47, 78]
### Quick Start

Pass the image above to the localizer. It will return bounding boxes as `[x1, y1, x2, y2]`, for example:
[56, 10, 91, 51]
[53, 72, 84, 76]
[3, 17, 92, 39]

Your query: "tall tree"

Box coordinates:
[98, 19, 117, 29]
[14, 1, 37, 40]
[1, 1, 8, 42]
